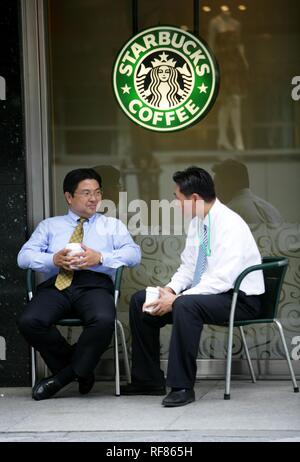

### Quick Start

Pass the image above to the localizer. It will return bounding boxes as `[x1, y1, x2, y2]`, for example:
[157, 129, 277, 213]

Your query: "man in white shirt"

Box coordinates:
[121, 166, 264, 407]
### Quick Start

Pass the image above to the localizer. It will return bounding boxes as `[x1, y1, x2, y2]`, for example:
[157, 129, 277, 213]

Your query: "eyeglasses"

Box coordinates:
[74, 190, 102, 199]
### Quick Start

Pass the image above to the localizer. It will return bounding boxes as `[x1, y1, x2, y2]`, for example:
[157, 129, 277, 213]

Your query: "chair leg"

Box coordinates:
[224, 330, 233, 400]
[117, 320, 131, 383]
[239, 326, 256, 383]
[44, 359, 48, 378]
[67, 326, 73, 344]
[274, 319, 299, 393]
[253, 327, 262, 378]
[32, 347, 48, 387]
[31, 347, 36, 389]
[114, 319, 120, 396]
[224, 293, 238, 400]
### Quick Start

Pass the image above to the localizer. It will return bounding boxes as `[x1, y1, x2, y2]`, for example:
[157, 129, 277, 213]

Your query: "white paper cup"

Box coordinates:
[143, 287, 160, 313]
[65, 243, 84, 269]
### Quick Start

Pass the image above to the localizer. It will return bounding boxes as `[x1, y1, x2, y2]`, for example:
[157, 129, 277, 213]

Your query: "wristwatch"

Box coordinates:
[99, 253, 103, 265]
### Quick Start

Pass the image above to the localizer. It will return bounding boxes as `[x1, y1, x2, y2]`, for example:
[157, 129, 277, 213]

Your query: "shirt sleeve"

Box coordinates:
[17, 220, 57, 272]
[166, 238, 195, 295]
[100, 220, 141, 269]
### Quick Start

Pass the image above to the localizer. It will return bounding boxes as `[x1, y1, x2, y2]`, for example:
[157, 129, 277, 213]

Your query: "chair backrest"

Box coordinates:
[259, 257, 288, 320]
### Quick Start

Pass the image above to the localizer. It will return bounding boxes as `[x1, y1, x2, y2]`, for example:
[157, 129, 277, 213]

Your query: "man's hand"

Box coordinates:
[163, 287, 176, 295]
[143, 287, 177, 317]
[53, 248, 74, 271]
[71, 244, 102, 269]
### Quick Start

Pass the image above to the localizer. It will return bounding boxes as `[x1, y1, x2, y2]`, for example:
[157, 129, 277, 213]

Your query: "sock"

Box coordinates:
[55, 365, 76, 387]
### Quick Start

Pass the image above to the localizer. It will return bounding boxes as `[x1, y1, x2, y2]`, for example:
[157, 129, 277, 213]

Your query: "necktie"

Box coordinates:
[55, 217, 86, 291]
[192, 224, 208, 288]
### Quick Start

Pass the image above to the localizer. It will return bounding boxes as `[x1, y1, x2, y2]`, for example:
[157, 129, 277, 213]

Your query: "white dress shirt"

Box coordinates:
[166, 198, 265, 296]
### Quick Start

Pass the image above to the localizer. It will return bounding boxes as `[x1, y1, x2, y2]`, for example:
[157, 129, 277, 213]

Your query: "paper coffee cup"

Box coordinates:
[143, 286, 160, 313]
[65, 243, 84, 269]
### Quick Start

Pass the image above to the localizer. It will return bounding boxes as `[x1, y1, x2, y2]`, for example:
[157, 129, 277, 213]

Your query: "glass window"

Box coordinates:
[48, 0, 300, 363]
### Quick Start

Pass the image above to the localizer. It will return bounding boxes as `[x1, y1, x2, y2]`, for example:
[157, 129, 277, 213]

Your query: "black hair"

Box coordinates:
[63, 168, 102, 196]
[173, 166, 216, 202]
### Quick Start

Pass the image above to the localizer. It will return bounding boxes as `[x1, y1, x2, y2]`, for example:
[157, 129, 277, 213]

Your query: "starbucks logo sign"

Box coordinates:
[113, 26, 219, 132]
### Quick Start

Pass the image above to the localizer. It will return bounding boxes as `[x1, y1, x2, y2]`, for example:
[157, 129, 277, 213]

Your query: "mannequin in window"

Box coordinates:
[208, 6, 248, 150]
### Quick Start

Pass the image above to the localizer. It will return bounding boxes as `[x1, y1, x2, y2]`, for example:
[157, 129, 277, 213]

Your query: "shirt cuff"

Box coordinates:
[182, 286, 203, 295]
[35, 253, 57, 271]
[99, 251, 118, 268]
[165, 282, 183, 295]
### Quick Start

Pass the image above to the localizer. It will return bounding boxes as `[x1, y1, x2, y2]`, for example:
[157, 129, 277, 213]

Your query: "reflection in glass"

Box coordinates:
[212, 159, 283, 225]
[47, 0, 300, 365]
[208, 6, 248, 150]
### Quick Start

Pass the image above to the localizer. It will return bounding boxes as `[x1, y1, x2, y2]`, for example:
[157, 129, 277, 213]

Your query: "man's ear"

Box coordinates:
[64, 191, 72, 205]
[192, 193, 202, 202]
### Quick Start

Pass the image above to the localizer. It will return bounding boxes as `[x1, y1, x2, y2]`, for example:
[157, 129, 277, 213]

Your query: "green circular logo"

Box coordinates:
[113, 26, 219, 132]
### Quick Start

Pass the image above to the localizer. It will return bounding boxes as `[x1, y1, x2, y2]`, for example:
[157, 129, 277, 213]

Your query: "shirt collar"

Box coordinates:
[203, 198, 220, 225]
[67, 209, 98, 224]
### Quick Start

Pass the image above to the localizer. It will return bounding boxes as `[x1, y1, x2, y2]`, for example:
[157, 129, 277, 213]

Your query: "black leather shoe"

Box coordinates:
[32, 376, 63, 401]
[120, 383, 166, 396]
[162, 389, 195, 407]
[78, 373, 95, 395]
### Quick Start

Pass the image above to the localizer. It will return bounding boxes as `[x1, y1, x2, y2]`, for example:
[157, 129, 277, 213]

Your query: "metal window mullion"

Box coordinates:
[21, 0, 50, 232]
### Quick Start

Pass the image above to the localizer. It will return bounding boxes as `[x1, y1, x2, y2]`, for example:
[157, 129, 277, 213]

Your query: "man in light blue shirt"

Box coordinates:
[17, 168, 141, 401]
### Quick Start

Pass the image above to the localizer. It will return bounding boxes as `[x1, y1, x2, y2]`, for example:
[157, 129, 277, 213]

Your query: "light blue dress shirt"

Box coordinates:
[17, 210, 141, 281]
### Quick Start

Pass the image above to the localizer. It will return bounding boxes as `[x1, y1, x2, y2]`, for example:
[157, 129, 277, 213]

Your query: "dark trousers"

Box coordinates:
[129, 289, 262, 389]
[17, 271, 115, 378]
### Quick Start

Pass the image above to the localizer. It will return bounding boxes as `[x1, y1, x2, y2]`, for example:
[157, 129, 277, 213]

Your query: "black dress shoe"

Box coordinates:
[120, 383, 166, 396]
[162, 389, 195, 407]
[78, 373, 95, 395]
[32, 376, 63, 401]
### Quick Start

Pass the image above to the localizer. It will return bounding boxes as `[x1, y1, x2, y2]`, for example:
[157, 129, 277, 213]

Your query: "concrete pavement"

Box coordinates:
[0, 380, 299, 442]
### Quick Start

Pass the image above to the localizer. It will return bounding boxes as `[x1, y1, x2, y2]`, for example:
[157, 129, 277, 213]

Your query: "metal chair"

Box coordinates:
[210, 256, 299, 399]
[26, 267, 131, 396]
